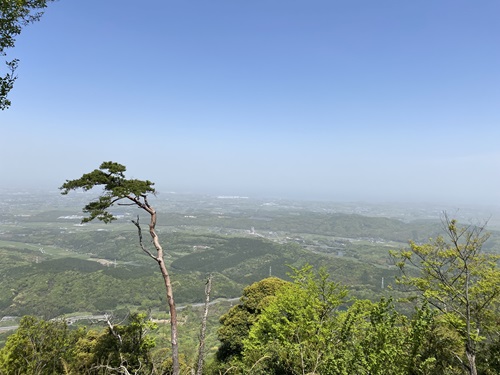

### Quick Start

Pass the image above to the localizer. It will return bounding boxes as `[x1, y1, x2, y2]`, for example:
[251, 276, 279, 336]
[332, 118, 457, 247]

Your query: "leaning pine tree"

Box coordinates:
[60, 161, 179, 375]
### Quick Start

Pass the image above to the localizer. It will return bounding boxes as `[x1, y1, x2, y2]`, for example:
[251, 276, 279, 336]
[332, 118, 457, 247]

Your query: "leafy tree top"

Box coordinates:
[60, 161, 155, 223]
[1, 0, 55, 109]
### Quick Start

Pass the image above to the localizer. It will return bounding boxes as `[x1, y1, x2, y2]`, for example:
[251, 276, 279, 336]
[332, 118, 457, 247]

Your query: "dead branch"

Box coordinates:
[131, 216, 158, 261]
[196, 274, 213, 375]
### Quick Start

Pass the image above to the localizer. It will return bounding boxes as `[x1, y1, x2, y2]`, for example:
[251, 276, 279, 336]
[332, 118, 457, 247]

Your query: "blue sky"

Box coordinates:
[1, 0, 499, 206]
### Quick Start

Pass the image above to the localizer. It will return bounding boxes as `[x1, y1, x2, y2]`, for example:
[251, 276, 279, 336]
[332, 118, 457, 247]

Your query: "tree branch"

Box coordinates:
[131, 216, 158, 261]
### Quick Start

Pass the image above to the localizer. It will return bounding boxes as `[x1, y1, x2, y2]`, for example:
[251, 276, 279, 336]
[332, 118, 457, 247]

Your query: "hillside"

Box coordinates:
[2, 191, 498, 320]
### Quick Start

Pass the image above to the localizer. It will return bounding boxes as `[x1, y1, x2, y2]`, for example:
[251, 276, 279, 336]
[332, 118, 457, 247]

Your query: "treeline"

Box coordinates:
[156, 210, 443, 243]
[0, 257, 241, 317]
[0, 235, 399, 319]
[0, 313, 164, 374]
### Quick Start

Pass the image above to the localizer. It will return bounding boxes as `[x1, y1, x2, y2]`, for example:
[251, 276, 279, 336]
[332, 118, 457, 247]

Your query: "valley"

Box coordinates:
[1, 188, 500, 361]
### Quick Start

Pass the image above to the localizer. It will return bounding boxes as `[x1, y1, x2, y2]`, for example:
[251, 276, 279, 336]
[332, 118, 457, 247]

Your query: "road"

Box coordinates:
[0, 326, 18, 333]
[0, 297, 241, 333]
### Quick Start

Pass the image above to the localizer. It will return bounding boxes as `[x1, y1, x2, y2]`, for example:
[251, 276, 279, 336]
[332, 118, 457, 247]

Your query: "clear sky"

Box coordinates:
[1, 0, 499, 206]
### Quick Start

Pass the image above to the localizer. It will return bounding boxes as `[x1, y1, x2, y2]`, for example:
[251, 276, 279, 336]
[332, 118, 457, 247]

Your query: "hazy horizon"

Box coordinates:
[2, 1, 499, 208]
[1, 181, 498, 211]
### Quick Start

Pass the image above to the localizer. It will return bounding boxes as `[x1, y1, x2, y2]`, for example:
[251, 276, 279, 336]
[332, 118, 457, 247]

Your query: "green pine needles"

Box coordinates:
[59, 161, 156, 223]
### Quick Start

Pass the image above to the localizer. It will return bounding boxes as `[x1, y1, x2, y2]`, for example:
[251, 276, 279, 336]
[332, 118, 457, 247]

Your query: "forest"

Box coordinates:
[0, 163, 500, 374]
[2, 225, 500, 375]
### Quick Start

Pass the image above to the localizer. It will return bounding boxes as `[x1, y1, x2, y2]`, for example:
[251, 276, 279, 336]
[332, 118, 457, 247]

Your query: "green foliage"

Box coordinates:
[166, 210, 441, 244]
[411, 311, 465, 374]
[242, 266, 348, 375]
[392, 217, 500, 374]
[0, 316, 82, 375]
[172, 237, 305, 286]
[1, 0, 55, 109]
[60, 161, 155, 223]
[0, 247, 241, 319]
[7, 186, 500, 374]
[478, 335, 500, 375]
[2, 196, 455, 323]
[216, 277, 289, 364]
[225, 266, 468, 375]
[90, 313, 157, 374]
[331, 299, 443, 375]
[0, 313, 159, 375]
[0, 258, 173, 318]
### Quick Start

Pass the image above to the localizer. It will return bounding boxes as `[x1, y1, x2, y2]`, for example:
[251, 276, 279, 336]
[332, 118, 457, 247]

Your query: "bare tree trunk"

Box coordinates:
[131, 196, 179, 375]
[61, 164, 180, 374]
[445, 214, 478, 375]
[466, 347, 477, 375]
[196, 274, 213, 375]
[465, 268, 477, 375]
[148, 209, 179, 375]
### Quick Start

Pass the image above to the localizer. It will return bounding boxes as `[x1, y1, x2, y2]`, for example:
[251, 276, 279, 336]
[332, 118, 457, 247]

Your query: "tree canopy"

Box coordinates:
[0, 316, 82, 375]
[1, 0, 55, 109]
[216, 277, 289, 364]
[60, 161, 156, 223]
[61, 161, 180, 375]
[392, 215, 500, 375]
[0, 314, 159, 375]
